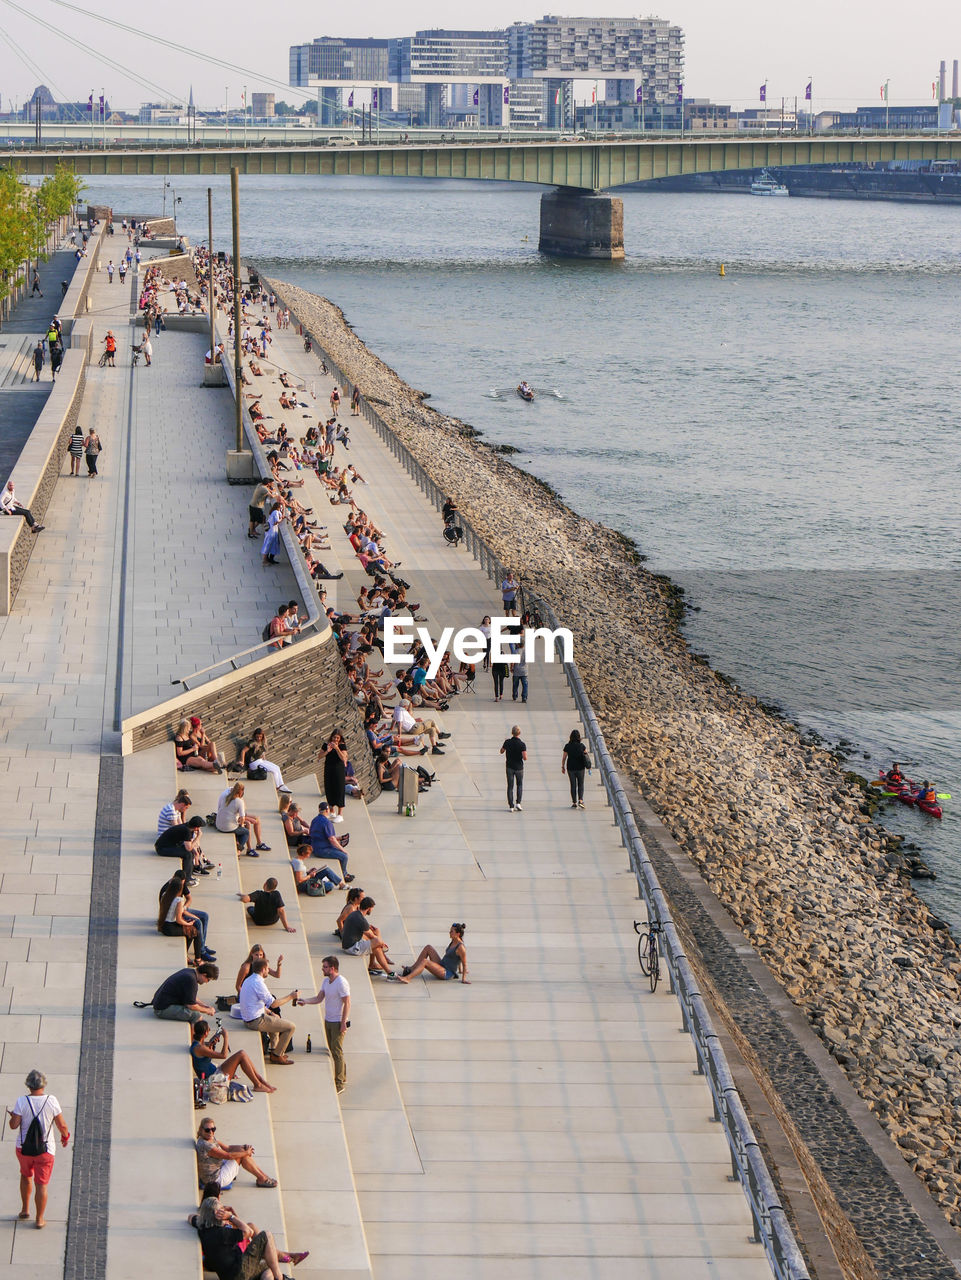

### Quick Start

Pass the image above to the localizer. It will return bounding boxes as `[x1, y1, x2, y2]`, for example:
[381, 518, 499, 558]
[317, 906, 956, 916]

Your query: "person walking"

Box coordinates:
[500, 724, 527, 813]
[510, 642, 528, 704]
[106, 260, 114, 284]
[118, 260, 127, 284]
[8, 1069, 70, 1228]
[561, 728, 591, 810]
[350, 386, 361, 416]
[102, 331, 116, 366]
[501, 569, 519, 617]
[50, 343, 63, 381]
[67, 427, 84, 476]
[83, 429, 102, 477]
[297, 956, 350, 1093]
[141, 335, 152, 366]
[31, 270, 43, 297]
[32, 342, 44, 382]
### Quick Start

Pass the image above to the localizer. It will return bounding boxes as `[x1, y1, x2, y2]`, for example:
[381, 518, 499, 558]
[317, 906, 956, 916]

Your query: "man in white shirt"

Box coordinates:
[239, 958, 298, 1065]
[1, 481, 43, 532]
[8, 1068, 70, 1228]
[392, 699, 449, 750]
[297, 956, 350, 1093]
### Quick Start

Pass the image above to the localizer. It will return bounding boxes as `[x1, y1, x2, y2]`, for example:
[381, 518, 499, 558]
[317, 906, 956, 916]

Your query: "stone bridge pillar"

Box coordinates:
[538, 188, 624, 260]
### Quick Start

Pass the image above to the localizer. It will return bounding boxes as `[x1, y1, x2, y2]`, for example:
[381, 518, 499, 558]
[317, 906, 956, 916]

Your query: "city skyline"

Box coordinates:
[0, 0, 952, 113]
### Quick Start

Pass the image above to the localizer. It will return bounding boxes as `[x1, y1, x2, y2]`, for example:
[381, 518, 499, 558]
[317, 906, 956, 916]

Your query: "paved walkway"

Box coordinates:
[0, 248, 772, 1279]
[243, 316, 774, 1279]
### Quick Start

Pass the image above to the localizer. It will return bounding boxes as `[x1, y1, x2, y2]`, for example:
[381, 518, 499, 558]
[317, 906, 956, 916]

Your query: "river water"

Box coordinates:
[87, 174, 961, 924]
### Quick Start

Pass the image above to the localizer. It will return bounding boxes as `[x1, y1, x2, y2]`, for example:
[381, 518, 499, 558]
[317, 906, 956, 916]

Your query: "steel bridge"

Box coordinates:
[10, 135, 961, 259]
[8, 134, 961, 188]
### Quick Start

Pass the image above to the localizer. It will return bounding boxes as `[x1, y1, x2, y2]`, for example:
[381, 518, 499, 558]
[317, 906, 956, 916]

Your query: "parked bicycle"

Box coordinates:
[634, 917, 663, 993]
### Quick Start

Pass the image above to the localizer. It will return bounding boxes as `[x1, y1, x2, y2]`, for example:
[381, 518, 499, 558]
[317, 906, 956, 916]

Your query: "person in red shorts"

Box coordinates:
[7, 1069, 70, 1228]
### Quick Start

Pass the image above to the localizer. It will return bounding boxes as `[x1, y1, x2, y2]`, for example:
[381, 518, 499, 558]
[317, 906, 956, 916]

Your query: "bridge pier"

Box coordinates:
[538, 188, 624, 260]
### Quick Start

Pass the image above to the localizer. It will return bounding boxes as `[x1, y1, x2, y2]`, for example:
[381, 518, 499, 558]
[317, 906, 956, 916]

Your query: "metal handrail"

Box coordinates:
[170, 618, 323, 692]
[276, 290, 810, 1280]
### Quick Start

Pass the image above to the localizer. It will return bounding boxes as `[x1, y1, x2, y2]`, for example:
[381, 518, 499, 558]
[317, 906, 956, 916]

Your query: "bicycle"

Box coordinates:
[634, 918, 663, 993]
[97, 349, 109, 367]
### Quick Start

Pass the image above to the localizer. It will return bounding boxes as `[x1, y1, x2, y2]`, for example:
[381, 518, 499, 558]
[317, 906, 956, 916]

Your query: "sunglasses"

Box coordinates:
[202, 1126, 216, 1133]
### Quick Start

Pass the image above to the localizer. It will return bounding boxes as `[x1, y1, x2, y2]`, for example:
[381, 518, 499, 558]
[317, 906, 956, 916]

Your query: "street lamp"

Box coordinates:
[162, 178, 171, 218]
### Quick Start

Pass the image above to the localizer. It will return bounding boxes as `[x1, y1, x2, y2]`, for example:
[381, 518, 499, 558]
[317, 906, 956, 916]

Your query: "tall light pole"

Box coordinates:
[243, 83, 247, 149]
[883, 78, 890, 132]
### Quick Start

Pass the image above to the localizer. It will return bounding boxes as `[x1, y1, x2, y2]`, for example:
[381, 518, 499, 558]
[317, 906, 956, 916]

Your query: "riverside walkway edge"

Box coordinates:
[281, 294, 808, 1280]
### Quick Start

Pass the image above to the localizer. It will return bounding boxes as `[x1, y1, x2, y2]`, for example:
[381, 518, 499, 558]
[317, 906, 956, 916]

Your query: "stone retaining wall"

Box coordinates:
[0, 320, 92, 614]
[122, 608, 377, 798]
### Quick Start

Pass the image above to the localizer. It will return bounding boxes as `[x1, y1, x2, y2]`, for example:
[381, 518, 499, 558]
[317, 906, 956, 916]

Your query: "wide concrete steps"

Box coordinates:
[0, 336, 43, 387]
[187, 768, 373, 1280]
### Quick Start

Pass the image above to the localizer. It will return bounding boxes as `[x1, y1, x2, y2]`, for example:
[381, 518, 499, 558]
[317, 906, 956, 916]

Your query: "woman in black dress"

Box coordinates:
[319, 730, 348, 821]
[562, 729, 591, 809]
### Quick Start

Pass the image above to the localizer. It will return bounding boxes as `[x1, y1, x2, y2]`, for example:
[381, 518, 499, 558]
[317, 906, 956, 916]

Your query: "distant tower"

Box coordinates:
[939, 61, 947, 101]
[953, 60, 959, 99]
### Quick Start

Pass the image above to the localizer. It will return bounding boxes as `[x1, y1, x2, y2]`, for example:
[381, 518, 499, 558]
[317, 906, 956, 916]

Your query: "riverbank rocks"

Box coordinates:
[270, 276, 961, 1231]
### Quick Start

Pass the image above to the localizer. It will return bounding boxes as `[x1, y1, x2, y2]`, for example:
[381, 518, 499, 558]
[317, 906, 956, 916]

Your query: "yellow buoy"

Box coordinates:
[719, 263, 726, 277]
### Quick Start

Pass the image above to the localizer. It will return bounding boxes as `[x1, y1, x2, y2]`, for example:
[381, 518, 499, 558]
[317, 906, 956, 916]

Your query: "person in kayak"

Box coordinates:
[884, 763, 904, 787]
[917, 781, 937, 807]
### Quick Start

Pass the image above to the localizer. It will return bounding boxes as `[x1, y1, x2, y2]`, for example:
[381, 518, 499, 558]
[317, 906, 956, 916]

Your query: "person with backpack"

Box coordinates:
[7, 1069, 70, 1228]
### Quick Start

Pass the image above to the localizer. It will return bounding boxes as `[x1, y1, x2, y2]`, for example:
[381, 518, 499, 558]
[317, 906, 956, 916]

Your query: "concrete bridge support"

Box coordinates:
[538, 188, 624, 260]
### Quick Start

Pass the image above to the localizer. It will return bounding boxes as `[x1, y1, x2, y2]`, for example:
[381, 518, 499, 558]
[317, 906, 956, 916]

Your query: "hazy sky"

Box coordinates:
[0, 0, 954, 112]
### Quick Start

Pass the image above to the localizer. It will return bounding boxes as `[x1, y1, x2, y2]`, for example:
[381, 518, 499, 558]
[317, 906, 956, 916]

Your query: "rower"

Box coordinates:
[884, 763, 903, 786]
[917, 781, 936, 806]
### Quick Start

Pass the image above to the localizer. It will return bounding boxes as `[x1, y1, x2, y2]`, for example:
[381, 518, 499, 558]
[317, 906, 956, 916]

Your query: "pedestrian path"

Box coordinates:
[0, 242, 774, 1280]
[253, 315, 774, 1280]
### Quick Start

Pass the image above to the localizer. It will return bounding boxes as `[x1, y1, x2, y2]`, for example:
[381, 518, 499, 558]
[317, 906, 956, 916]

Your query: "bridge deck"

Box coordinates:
[9, 135, 961, 191]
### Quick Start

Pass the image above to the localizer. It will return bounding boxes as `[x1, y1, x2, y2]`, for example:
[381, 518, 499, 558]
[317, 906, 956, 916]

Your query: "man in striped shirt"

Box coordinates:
[157, 790, 192, 835]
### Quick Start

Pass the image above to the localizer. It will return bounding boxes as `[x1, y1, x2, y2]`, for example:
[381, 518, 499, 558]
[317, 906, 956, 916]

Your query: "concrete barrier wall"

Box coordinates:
[0, 319, 92, 614]
[63, 221, 110, 342]
[121, 628, 379, 795]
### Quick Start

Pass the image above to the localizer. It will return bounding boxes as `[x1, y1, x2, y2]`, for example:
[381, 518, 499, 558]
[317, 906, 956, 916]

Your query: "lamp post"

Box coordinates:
[162, 178, 171, 218]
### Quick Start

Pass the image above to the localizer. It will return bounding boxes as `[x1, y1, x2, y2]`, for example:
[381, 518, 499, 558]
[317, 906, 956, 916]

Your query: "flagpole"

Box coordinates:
[90, 90, 94, 149]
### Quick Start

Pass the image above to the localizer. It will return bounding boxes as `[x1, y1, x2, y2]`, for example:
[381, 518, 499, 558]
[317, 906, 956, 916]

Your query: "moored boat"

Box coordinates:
[751, 169, 789, 197]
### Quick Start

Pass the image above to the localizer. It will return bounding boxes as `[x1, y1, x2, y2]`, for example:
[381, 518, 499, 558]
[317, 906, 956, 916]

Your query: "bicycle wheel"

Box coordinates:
[637, 930, 652, 976]
[649, 940, 660, 994]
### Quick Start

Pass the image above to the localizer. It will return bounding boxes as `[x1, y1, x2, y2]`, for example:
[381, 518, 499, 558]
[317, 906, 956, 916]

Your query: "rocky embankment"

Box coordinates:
[269, 277, 961, 1230]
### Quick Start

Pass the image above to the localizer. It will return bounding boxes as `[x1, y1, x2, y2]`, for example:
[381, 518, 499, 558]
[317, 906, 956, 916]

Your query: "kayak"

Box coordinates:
[896, 786, 943, 819]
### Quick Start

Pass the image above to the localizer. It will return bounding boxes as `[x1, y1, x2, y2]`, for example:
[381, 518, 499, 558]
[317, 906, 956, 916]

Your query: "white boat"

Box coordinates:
[751, 169, 789, 197]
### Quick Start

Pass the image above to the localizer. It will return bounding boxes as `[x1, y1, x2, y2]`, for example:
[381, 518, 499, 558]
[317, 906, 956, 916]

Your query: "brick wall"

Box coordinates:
[127, 633, 380, 799]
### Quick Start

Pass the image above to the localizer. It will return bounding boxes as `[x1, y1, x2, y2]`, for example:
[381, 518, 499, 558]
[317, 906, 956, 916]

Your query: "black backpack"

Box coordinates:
[21, 1098, 51, 1157]
[261, 622, 272, 643]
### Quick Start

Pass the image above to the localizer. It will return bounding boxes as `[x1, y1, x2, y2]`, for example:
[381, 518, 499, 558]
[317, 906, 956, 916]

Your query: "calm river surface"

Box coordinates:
[88, 174, 961, 924]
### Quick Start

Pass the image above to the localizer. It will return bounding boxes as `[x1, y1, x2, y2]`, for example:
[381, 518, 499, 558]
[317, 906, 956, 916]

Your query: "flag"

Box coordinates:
[472, 87, 479, 106]
[347, 91, 354, 108]
[554, 89, 560, 105]
[677, 82, 683, 104]
[372, 88, 378, 109]
[880, 82, 888, 101]
[635, 86, 643, 103]
[804, 80, 812, 101]
[933, 81, 938, 100]
[86, 94, 93, 113]
[503, 85, 509, 105]
[591, 84, 597, 104]
[759, 82, 767, 103]
[99, 94, 105, 119]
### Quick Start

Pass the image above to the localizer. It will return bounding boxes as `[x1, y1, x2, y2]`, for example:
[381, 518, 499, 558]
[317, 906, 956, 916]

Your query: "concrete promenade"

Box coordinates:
[0, 238, 773, 1279]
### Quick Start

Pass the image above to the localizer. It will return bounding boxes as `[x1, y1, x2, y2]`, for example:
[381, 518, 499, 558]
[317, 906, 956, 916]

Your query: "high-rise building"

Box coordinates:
[508, 15, 683, 105]
[389, 29, 507, 83]
[289, 37, 390, 88]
